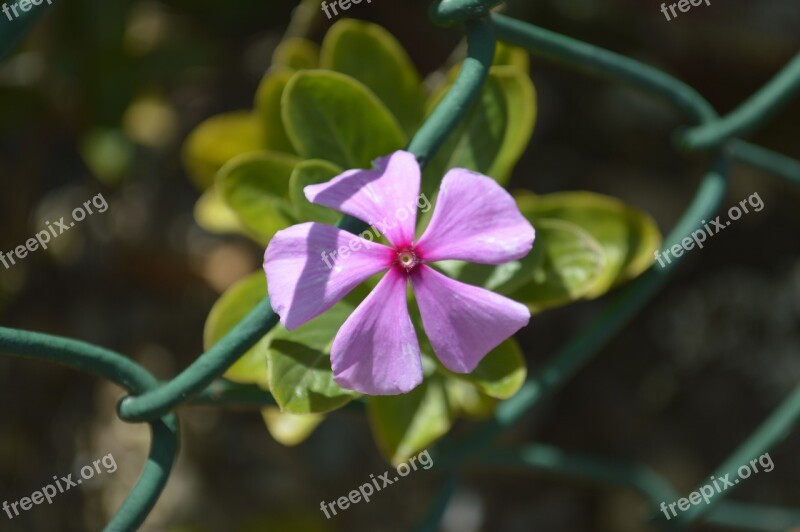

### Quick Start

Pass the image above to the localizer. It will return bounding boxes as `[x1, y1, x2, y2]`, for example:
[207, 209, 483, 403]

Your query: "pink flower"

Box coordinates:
[264, 151, 535, 395]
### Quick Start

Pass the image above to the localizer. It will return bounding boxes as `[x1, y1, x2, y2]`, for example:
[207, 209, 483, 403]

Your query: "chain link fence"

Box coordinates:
[1, 0, 799, 529]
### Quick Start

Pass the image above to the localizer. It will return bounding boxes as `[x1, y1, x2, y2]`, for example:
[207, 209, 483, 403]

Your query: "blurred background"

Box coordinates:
[1, 0, 799, 530]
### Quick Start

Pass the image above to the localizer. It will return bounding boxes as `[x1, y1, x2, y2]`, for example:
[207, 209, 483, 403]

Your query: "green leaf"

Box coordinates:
[518, 191, 662, 298]
[447, 339, 526, 400]
[367, 376, 453, 465]
[273, 37, 319, 70]
[203, 272, 270, 387]
[445, 378, 498, 420]
[320, 19, 425, 135]
[282, 70, 407, 170]
[423, 66, 536, 196]
[194, 188, 246, 235]
[183, 112, 265, 190]
[217, 151, 300, 245]
[509, 218, 607, 312]
[493, 41, 530, 71]
[255, 68, 298, 155]
[261, 407, 323, 446]
[289, 159, 343, 224]
[267, 302, 358, 414]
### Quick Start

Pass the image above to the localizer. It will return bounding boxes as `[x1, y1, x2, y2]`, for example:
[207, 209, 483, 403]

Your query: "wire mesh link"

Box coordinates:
[1, 0, 799, 529]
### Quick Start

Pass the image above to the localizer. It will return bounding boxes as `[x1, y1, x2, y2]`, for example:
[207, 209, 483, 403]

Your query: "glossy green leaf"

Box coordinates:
[217, 151, 299, 245]
[518, 191, 662, 298]
[203, 272, 270, 387]
[255, 68, 298, 155]
[267, 302, 358, 414]
[289, 159, 343, 224]
[261, 407, 324, 446]
[320, 19, 425, 135]
[423, 66, 536, 196]
[273, 37, 319, 70]
[493, 41, 530, 71]
[367, 376, 453, 465]
[183, 112, 265, 190]
[445, 378, 498, 419]
[194, 188, 246, 235]
[509, 218, 607, 312]
[446, 339, 526, 400]
[282, 70, 407, 169]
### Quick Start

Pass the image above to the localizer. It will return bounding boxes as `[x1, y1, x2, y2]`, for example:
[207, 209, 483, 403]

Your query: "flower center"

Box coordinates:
[395, 248, 420, 272]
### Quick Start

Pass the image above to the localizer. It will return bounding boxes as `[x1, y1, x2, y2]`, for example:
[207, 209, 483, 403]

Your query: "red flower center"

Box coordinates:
[395, 247, 420, 272]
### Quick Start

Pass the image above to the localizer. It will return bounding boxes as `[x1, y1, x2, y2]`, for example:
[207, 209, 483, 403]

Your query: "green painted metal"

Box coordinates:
[1, 1, 799, 530]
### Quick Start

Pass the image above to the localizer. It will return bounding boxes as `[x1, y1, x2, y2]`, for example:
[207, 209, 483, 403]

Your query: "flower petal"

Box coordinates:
[415, 169, 535, 264]
[331, 268, 422, 395]
[264, 222, 394, 330]
[304, 150, 420, 247]
[411, 265, 530, 373]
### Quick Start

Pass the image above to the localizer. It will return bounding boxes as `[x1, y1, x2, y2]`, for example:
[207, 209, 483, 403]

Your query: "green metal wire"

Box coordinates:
[117, 298, 279, 422]
[0, 327, 179, 531]
[471, 444, 800, 531]
[680, 51, 800, 151]
[1, 0, 800, 530]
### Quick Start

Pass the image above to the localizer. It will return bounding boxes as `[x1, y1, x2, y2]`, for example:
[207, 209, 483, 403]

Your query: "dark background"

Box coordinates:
[1, 0, 799, 530]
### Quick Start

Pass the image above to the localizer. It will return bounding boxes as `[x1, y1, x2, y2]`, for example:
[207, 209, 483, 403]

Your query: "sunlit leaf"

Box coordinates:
[203, 272, 270, 387]
[273, 37, 319, 70]
[509, 218, 607, 312]
[320, 19, 425, 135]
[445, 378, 498, 419]
[282, 70, 406, 169]
[289, 159, 342, 224]
[267, 302, 359, 414]
[217, 151, 299, 245]
[445, 339, 526, 400]
[255, 68, 298, 155]
[367, 375, 453, 465]
[183, 112, 265, 190]
[261, 407, 324, 446]
[194, 187, 246, 235]
[423, 66, 536, 196]
[517, 191, 661, 298]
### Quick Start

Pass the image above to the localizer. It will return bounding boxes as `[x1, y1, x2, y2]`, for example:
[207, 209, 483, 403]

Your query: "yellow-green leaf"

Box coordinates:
[447, 339, 526, 400]
[194, 188, 246, 235]
[282, 70, 407, 169]
[261, 407, 323, 446]
[217, 151, 300, 245]
[289, 159, 342, 224]
[445, 378, 498, 420]
[423, 65, 536, 196]
[320, 19, 425, 135]
[509, 218, 607, 312]
[267, 302, 358, 414]
[273, 37, 319, 70]
[183, 112, 265, 190]
[367, 376, 453, 465]
[255, 67, 298, 155]
[493, 41, 530, 71]
[518, 191, 662, 298]
[203, 272, 270, 387]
